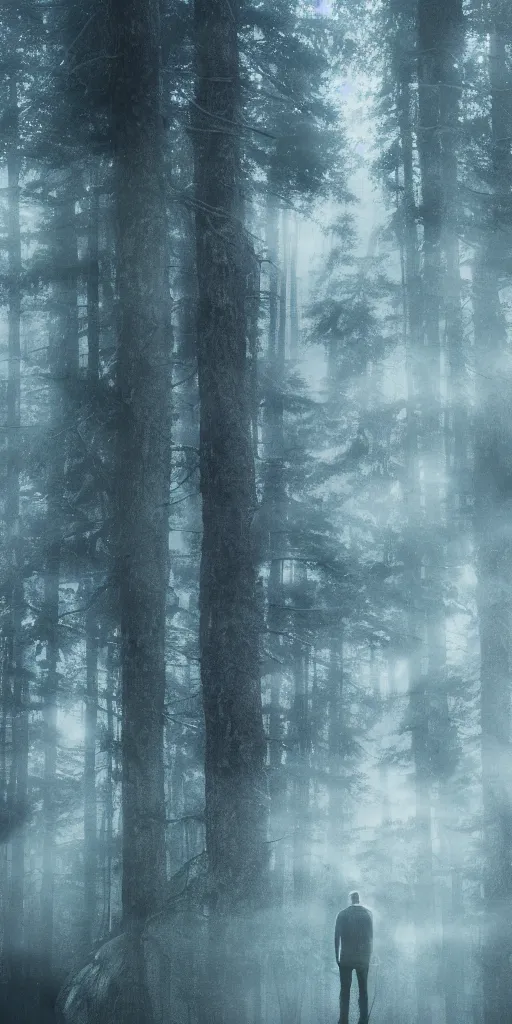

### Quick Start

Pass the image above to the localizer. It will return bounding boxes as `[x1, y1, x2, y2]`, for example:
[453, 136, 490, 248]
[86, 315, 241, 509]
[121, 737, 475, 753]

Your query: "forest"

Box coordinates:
[0, 0, 510, 1022]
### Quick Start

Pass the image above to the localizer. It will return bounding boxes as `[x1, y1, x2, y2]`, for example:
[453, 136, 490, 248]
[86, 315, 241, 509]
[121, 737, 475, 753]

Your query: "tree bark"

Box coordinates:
[86, 167, 100, 381]
[397, 44, 434, 1024]
[292, 634, 309, 904]
[111, 0, 172, 926]
[83, 607, 98, 950]
[40, 187, 79, 973]
[82, 168, 102, 949]
[192, 0, 267, 906]
[103, 638, 116, 937]
[262, 198, 288, 903]
[289, 213, 300, 359]
[472, 29, 512, 1024]
[5, 68, 27, 964]
[437, 10, 466, 1020]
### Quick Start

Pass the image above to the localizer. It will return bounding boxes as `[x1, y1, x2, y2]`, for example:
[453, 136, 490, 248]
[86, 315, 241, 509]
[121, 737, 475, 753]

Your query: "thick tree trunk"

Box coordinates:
[111, 0, 172, 926]
[192, 0, 267, 906]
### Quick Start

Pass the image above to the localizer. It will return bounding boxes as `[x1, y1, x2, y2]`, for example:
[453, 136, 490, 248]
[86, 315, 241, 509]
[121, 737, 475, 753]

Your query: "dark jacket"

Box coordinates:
[335, 904, 373, 968]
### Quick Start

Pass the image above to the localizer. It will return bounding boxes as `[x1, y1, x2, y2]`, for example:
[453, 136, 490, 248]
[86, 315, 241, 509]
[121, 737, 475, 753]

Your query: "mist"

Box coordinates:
[0, 1, 510, 1024]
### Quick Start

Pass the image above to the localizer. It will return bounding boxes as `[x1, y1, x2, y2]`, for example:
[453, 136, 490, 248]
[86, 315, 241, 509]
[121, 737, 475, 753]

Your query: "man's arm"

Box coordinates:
[334, 912, 342, 965]
[366, 909, 373, 956]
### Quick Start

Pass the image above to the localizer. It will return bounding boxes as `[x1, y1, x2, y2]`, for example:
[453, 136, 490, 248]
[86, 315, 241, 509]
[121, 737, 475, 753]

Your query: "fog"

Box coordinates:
[1, 1, 511, 1024]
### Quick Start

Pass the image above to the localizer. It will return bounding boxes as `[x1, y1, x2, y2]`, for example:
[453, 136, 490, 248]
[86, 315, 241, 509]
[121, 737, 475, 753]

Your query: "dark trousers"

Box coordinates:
[339, 964, 369, 1024]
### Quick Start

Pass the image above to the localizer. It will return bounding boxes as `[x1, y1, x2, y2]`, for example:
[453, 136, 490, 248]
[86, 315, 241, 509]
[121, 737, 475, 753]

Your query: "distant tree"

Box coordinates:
[470, 9, 512, 1023]
[3, 29, 27, 970]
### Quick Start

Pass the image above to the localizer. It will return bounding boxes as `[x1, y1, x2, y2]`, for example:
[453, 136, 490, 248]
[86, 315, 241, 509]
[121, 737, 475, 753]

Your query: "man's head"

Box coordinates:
[349, 891, 360, 904]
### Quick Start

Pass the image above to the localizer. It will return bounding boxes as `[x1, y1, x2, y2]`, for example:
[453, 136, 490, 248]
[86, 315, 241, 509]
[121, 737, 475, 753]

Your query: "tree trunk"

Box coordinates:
[0, 643, 8, 953]
[40, 188, 79, 974]
[111, 0, 172, 927]
[472, 29, 512, 1024]
[289, 214, 299, 359]
[292, 637, 310, 904]
[264, 197, 286, 829]
[103, 638, 116, 936]
[192, 0, 267, 906]
[327, 629, 344, 875]
[5, 69, 27, 964]
[83, 607, 98, 950]
[245, 205, 261, 464]
[40, 553, 59, 970]
[86, 167, 100, 381]
[82, 164, 102, 950]
[412, 0, 465, 1009]
[438, 10, 465, 1021]
[440, 7, 467, 533]
[398, 42, 435, 1024]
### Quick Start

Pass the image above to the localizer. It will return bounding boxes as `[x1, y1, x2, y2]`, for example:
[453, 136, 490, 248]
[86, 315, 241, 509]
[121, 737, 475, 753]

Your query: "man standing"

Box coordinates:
[334, 891, 373, 1024]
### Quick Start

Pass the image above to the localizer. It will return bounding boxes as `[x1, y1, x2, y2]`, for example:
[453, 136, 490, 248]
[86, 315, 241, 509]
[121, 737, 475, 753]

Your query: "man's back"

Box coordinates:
[335, 903, 373, 967]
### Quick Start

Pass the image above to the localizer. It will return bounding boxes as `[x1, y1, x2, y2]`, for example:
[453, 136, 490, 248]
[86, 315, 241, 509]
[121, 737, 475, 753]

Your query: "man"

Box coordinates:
[334, 891, 373, 1024]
